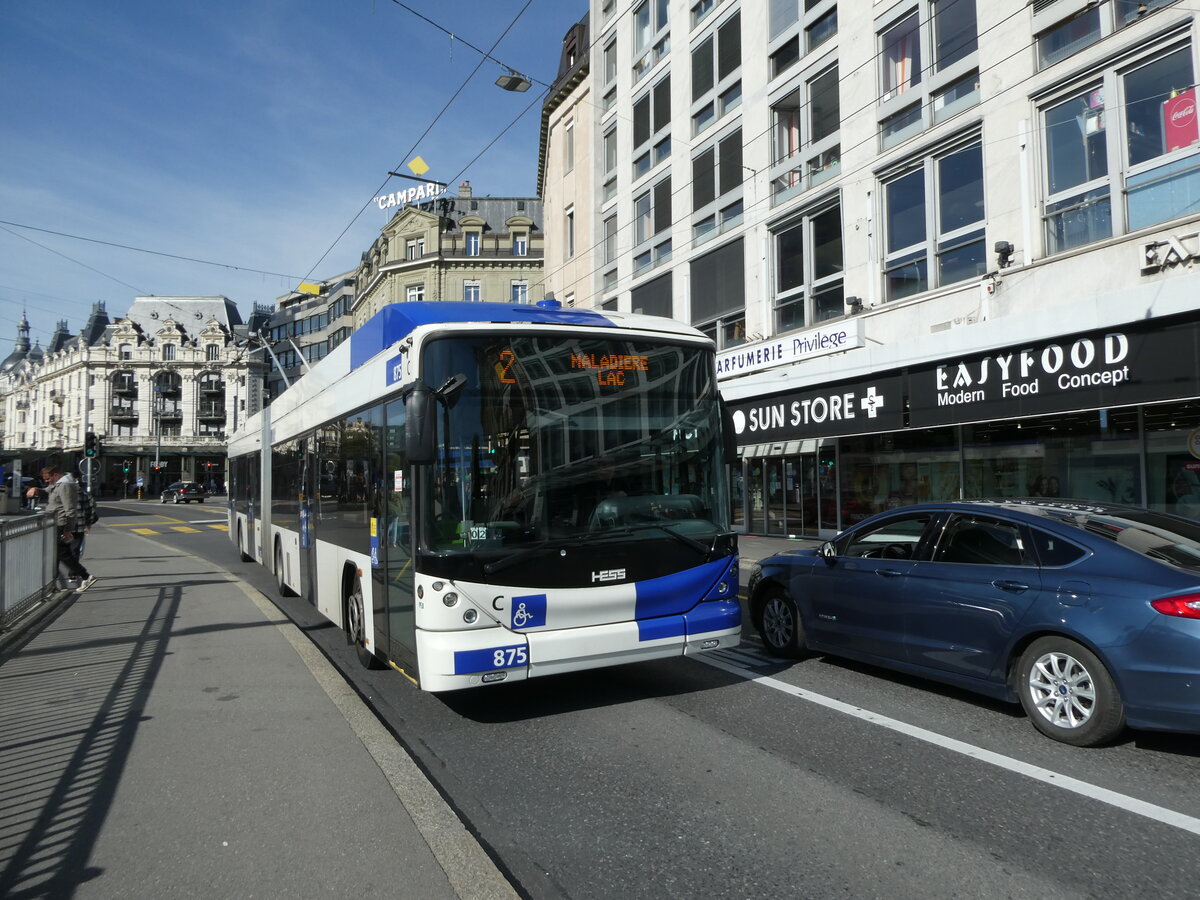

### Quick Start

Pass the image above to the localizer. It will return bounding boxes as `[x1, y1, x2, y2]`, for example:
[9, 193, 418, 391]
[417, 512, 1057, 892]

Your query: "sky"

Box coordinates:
[0, 0, 587, 354]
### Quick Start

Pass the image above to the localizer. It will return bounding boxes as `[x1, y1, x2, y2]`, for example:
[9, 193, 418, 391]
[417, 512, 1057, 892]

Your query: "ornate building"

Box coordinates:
[0, 297, 268, 496]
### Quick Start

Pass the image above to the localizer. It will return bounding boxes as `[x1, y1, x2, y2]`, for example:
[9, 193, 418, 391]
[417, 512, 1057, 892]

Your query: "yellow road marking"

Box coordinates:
[131, 528, 160, 535]
[207, 524, 229, 531]
[171, 526, 201, 533]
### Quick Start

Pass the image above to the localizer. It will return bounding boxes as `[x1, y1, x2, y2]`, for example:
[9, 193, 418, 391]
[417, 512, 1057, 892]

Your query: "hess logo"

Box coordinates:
[592, 568, 626, 583]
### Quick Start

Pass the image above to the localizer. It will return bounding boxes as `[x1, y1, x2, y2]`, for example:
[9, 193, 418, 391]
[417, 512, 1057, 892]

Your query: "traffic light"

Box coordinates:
[84, 431, 98, 457]
[122, 459, 131, 473]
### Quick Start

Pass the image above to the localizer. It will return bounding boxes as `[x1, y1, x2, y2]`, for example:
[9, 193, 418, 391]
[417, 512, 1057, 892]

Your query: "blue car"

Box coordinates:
[747, 500, 1200, 746]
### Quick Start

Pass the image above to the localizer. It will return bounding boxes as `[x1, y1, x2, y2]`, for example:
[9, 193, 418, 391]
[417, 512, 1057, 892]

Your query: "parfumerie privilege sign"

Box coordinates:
[725, 317, 1200, 445]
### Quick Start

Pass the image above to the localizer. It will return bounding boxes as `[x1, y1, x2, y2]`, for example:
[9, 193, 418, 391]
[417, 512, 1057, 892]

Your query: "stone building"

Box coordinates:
[0, 297, 268, 496]
[353, 181, 545, 325]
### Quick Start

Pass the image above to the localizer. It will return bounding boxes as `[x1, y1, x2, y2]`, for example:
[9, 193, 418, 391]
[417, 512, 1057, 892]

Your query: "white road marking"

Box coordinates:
[699, 654, 1200, 837]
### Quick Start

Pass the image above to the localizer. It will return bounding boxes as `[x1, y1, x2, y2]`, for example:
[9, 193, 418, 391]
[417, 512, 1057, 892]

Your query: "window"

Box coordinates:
[633, 75, 671, 177]
[465, 232, 480, 256]
[162, 343, 176, 361]
[631, 272, 672, 317]
[511, 281, 529, 303]
[633, 0, 670, 83]
[693, 0, 717, 28]
[406, 237, 425, 260]
[772, 64, 840, 201]
[935, 516, 1030, 566]
[604, 215, 618, 265]
[693, 128, 744, 241]
[1041, 42, 1198, 254]
[878, 1, 979, 148]
[119, 343, 132, 360]
[691, 238, 745, 348]
[205, 344, 219, 361]
[634, 177, 672, 274]
[566, 209, 575, 258]
[774, 202, 844, 331]
[1037, 1, 1177, 70]
[406, 284, 425, 303]
[839, 513, 931, 559]
[512, 234, 528, 257]
[883, 138, 986, 301]
[603, 128, 618, 202]
[602, 38, 618, 111]
[564, 121, 575, 173]
[691, 12, 741, 136]
[463, 280, 481, 302]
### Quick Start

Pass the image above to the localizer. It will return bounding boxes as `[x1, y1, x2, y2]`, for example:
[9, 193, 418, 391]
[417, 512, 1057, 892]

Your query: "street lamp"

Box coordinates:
[495, 69, 532, 92]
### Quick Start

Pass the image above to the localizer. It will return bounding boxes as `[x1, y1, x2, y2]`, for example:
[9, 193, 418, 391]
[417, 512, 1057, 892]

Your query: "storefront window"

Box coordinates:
[1144, 400, 1200, 516]
[839, 428, 961, 526]
[962, 409, 1140, 503]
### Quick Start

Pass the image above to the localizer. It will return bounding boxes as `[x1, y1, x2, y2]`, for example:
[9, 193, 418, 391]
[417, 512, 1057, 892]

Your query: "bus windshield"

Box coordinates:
[417, 332, 729, 558]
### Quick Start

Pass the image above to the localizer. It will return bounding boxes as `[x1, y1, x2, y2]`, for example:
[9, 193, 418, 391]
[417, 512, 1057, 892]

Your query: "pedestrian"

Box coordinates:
[39, 463, 96, 592]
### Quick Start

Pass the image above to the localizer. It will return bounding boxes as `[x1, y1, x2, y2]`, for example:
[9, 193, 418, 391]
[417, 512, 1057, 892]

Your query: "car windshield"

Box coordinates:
[416, 332, 729, 555]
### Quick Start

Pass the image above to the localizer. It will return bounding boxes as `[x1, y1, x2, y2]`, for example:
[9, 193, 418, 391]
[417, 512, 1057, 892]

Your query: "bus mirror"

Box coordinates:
[719, 396, 738, 465]
[406, 383, 436, 464]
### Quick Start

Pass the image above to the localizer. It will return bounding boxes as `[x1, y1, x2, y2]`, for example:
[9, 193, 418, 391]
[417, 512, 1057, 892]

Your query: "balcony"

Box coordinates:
[197, 404, 226, 420]
[110, 406, 138, 420]
[113, 381, 138, 395]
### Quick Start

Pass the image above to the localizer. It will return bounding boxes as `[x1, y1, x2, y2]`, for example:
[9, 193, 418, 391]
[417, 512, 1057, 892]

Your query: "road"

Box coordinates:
[100, 499, 1200, 899]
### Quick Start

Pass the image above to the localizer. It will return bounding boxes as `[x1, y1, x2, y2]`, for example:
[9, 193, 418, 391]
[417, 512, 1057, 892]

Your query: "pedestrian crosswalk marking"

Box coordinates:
[171, 526, 201, 533]
[207, 524, 228, 531]
[131, 528, 160, 535]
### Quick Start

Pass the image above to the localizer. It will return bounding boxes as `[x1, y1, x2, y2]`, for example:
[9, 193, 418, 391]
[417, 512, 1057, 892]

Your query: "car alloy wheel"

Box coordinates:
[1017, 637, 1124, 746]
[759, 588, 806, 659]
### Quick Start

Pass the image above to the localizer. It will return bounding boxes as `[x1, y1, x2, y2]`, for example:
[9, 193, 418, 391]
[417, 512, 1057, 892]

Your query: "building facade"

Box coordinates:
[538, 16, 595, 309]
[263, 271, 356, 401]
[573, 0, 1200, 536]
[353, 181, 546, 324]
[0, 298, 268, 496]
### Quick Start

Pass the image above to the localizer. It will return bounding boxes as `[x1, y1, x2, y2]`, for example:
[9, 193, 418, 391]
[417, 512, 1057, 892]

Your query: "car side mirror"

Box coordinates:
[819, 541, 837, 565]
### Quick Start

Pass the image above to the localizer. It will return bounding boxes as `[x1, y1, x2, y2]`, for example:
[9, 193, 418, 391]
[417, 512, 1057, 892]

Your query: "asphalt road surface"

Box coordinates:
[102, 499, 1200, 899]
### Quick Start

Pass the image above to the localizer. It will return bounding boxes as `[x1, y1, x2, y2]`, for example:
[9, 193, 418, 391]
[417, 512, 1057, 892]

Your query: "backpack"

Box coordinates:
[80, 490, 99, 527]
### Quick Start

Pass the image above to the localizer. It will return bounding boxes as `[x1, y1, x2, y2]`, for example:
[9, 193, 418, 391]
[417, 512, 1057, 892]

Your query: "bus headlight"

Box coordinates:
[463, 608, 478, 624]
[442, 592, 459, 607]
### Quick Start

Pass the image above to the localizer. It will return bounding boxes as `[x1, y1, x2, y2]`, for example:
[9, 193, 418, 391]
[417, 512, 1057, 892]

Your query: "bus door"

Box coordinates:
[382, 397, 416, 667]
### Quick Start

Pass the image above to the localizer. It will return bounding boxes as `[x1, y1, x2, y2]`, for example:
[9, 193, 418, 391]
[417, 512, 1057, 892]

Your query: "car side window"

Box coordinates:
[1029, 528, 1087, 567]
[935, 515, 1032, 566]
[840, 514, 931, 560]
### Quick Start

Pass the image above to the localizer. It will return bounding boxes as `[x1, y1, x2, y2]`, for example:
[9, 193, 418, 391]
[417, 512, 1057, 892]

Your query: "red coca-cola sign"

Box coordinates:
[1163, 88, 1198, 153]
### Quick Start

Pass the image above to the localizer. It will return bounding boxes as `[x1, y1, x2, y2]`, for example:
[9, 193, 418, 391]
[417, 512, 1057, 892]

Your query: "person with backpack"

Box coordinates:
[39, 463, 96, 592]
[76, 483, 99, 562]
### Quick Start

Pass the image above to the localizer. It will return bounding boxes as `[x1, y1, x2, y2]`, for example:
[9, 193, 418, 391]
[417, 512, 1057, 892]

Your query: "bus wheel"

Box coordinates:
[238, 525, 253, 563]
[347, 576, 383, 670]
[275, 543, 296, 598]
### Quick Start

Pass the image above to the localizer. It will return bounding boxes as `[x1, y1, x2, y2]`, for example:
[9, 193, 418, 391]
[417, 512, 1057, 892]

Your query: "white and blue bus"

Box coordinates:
[227, 301, 740, 691]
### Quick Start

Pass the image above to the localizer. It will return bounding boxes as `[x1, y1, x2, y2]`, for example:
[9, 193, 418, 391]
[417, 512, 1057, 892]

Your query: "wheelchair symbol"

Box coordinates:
[512, 602, 533, 627]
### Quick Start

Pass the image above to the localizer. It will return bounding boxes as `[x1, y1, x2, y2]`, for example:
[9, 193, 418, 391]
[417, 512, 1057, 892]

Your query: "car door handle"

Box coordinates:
[992, 580, 1030, 593]
[875, 568, 904, 578]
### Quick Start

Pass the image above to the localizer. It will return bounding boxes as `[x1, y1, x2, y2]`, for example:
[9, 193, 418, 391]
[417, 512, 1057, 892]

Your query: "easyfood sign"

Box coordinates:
[909, 321, 1200, 426]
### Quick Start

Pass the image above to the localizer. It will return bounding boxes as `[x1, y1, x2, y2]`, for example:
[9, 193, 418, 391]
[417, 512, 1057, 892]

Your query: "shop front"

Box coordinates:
[725, 313, 1200, 537]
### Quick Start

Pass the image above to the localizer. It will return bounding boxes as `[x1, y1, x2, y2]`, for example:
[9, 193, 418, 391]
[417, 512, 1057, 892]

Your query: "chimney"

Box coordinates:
[458, 180, 472, 198]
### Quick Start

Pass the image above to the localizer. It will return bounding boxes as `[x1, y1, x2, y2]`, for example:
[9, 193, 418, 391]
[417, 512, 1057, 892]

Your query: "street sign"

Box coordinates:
[136, 476, 144, 486]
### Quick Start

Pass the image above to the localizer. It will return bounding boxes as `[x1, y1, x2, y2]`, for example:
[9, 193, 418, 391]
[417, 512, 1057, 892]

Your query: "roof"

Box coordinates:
[123, 296, 243, 338]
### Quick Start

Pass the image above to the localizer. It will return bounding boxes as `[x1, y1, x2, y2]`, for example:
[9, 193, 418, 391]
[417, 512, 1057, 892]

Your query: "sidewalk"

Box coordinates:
[0, 528, 516, 899]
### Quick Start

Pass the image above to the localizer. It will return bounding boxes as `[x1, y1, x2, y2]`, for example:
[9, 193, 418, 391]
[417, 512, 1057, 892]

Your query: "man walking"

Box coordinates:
[40, 463, 96, 592]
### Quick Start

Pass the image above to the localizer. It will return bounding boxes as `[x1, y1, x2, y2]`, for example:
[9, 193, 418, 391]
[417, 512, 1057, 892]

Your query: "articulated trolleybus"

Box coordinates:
[227, 301, 740, 690]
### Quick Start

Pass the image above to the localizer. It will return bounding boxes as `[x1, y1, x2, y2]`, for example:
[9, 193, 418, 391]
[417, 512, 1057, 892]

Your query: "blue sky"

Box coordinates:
[0, 0, 586, 352]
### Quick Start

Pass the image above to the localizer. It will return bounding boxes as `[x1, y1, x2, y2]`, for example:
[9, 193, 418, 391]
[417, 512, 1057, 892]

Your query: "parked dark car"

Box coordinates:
[160, 481, 206, 504]
[747, 499, 1200, 746]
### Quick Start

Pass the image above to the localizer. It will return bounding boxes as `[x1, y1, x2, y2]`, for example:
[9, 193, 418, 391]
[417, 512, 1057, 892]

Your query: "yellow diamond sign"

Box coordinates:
[408, 156, 430, 176]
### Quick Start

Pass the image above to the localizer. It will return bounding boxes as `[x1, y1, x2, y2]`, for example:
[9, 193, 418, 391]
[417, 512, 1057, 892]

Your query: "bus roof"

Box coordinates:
[349, 300, 701, 370]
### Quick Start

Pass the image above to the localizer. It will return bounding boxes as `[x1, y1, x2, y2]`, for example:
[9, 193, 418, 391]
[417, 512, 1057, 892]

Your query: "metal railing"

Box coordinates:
[0, 509, 59, 632]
